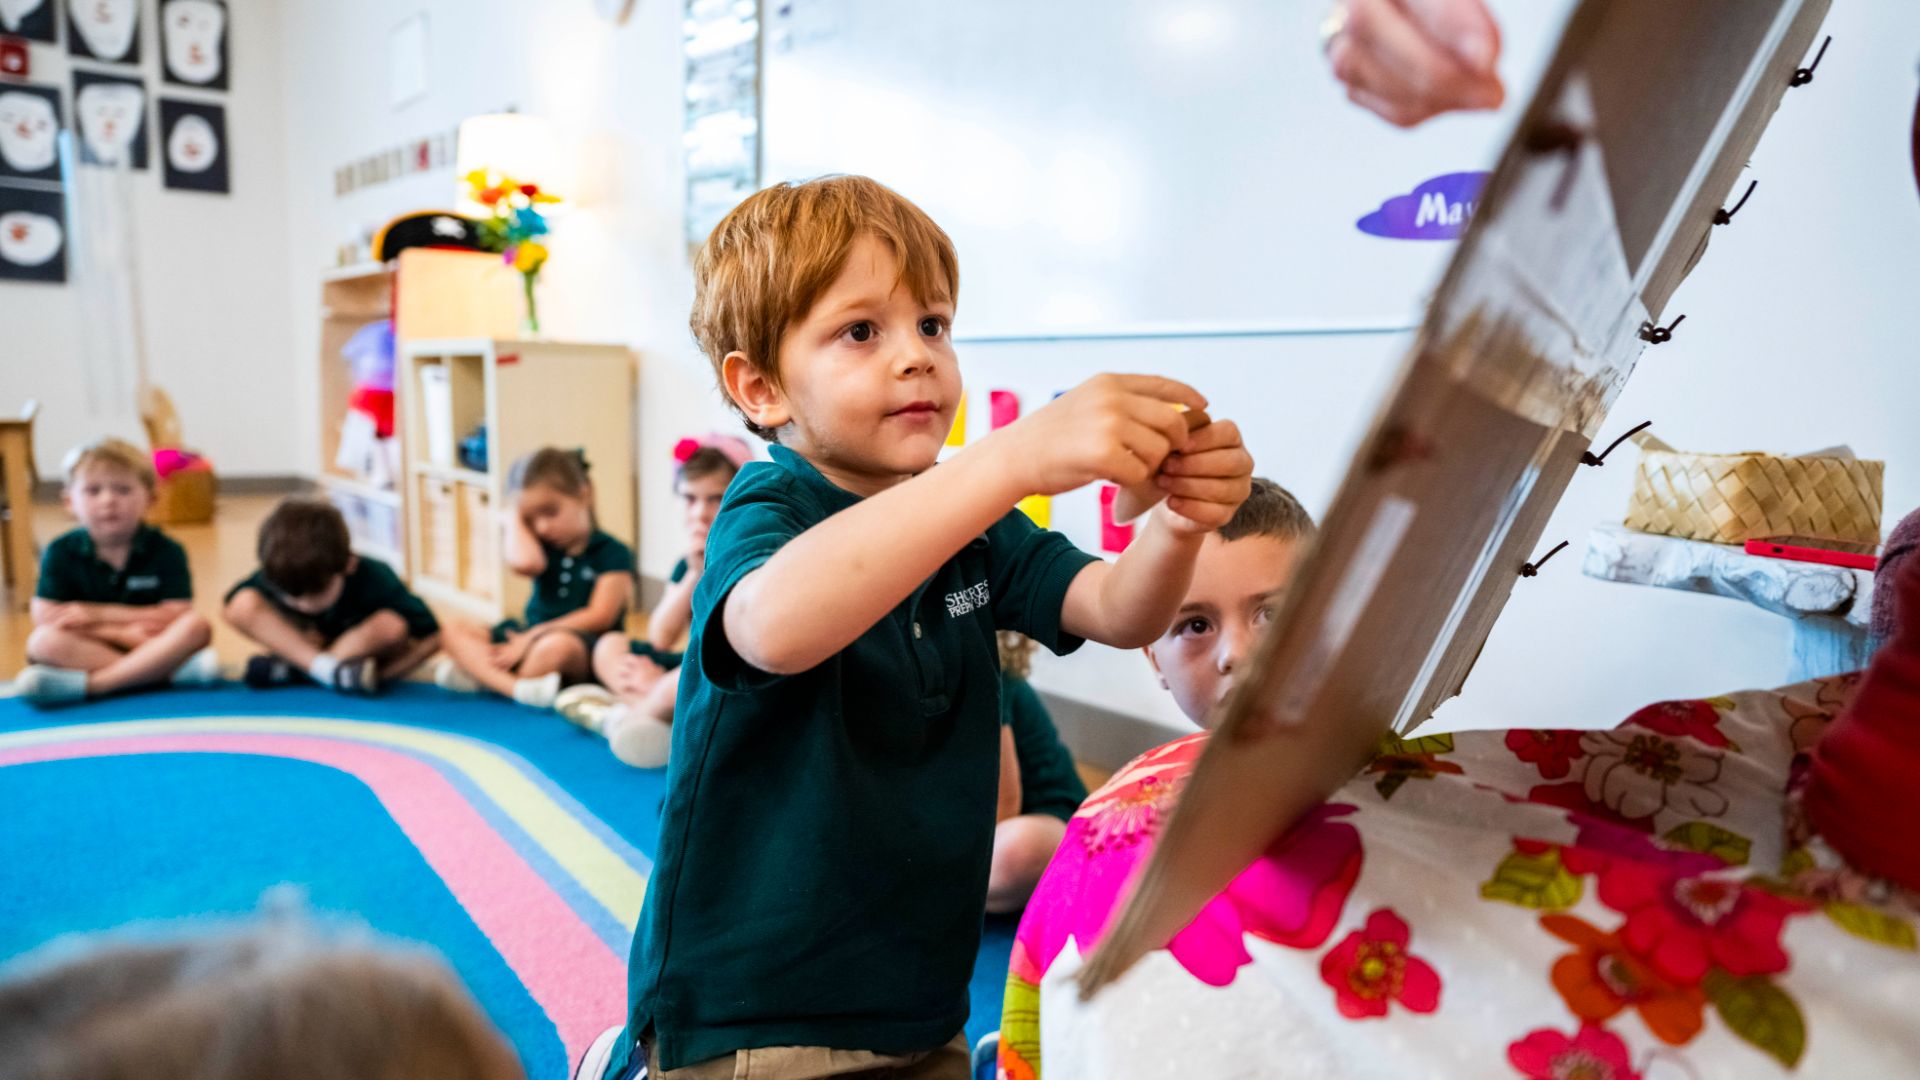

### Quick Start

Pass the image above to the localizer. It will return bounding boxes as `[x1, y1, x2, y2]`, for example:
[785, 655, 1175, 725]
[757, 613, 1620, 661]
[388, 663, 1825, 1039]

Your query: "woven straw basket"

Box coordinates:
[1624, 433, 1883, 546]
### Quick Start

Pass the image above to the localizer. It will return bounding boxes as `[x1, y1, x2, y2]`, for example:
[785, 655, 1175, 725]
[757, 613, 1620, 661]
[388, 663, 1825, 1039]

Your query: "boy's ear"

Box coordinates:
[721, 351, 790, 434]
[1141, 645, 1169, 690]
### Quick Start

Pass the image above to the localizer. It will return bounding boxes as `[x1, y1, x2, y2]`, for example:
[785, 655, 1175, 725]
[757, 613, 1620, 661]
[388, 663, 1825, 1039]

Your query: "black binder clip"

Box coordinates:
[1713, 181, 1757, 226]
[1519, 541, 1570, 579]
[1790, 36, 1831, 88]
[1581, 420, 1653, 467]
[1639, 314, 1686, 345]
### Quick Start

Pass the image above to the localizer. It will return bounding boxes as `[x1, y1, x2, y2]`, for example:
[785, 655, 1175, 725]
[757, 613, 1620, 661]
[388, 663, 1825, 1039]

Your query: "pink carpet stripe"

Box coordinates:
[0, 732, 626, 1063]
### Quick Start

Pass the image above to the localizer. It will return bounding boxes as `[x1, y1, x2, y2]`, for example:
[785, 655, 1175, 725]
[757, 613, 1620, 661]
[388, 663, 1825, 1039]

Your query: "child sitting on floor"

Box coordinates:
[987, 631, 1090, 914]
[14, 437, 216, 706]
[435, 448, 634, 709]
[558, 440, 746, 767]
[224, 499, 440, 694]
[577, 174, 1254, 1080]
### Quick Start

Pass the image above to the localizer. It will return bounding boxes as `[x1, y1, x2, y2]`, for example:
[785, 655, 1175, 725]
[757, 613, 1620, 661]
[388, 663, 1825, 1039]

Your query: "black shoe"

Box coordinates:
[332, 656, 381, 696]
[244, 655, 302, 689]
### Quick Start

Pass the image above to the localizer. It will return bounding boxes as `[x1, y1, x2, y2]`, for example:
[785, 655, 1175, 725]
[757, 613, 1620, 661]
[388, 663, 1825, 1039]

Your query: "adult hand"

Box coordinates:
[1324, 0, 1504, 128]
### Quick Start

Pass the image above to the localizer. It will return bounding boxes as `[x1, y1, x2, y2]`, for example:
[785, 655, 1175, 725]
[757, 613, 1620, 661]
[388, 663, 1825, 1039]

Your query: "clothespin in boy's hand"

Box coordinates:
[1110, 407, 1212, 524]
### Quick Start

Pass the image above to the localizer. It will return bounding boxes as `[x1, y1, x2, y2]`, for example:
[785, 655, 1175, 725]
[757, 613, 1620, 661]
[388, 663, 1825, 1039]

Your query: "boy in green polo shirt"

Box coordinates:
[14, 437, 217, 707]
[579, 176, 1254, 1080]
[223, 498, 440, 695]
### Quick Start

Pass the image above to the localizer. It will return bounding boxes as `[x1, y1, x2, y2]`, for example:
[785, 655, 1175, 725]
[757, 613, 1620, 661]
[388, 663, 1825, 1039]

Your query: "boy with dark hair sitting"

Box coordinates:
[223, 499, 439, 695]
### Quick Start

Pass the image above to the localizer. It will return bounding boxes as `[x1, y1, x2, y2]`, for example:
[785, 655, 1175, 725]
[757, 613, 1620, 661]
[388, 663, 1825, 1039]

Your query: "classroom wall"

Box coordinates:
[0, 0, 294, 479]
[74, 0, 1920, 738]
[274, 0, 736, 605]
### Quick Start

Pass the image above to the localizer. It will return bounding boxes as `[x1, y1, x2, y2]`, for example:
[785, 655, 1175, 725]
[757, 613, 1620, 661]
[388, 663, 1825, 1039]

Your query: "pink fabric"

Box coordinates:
[151, 447, 208, 479]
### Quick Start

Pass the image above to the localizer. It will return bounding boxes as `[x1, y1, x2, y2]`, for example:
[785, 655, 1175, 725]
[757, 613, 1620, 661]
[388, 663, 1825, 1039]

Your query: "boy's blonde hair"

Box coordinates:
[691, 175, 960, 440]
[62, 437, 155, 491]
[0, 922, 523, 1080]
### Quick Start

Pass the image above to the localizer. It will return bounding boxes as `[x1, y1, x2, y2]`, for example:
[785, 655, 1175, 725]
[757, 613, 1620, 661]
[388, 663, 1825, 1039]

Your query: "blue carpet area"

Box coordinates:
[0, 685, 1014, 1076]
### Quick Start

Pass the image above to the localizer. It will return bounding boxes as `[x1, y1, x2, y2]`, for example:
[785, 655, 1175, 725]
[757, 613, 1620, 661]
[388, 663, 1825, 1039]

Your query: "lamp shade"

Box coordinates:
[455, 113, 574, 214]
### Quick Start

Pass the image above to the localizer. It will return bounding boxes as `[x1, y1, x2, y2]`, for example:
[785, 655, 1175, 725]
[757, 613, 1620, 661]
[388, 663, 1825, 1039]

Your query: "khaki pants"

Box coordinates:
[646, 1033, 970, 1080]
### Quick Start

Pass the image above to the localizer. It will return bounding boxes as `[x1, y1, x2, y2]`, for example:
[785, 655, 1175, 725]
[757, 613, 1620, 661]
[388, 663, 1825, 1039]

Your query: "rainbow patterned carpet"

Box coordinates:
[0, 685, 1014, 1078]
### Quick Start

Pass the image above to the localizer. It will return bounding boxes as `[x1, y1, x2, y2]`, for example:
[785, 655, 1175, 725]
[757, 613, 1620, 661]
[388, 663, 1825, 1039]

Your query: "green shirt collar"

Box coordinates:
[73, 523, 158, 562]
[766, 444, 871, 514]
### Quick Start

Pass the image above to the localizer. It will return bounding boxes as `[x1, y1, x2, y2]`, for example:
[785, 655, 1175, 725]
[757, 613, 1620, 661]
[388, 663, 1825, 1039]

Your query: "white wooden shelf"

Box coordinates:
[400, 337, 636, 623]
[318, 473, 401, 507]
[410, 462, 491, 486]
[314, 249, 527, 577]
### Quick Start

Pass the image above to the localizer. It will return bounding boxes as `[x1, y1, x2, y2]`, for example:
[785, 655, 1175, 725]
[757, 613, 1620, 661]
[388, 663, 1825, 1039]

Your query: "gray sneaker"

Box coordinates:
[332, 656, 381, 696]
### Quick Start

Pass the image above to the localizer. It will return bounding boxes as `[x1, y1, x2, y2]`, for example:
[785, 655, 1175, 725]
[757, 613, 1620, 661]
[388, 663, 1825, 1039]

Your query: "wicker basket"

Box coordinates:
[146, 467, 216, 526]
[1624, 432, 1883, 546]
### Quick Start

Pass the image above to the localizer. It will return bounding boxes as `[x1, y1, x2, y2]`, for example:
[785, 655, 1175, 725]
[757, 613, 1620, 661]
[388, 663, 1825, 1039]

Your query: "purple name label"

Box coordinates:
[1356, 171, 1488, 240]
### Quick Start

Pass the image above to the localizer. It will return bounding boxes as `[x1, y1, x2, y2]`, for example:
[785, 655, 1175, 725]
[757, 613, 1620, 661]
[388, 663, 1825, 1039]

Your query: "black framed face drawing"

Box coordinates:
[159, 97, 227, 193]
[67, 0, 142, 64]
[0, 184, 68, 283]
[0, 83, 63, 183]
[72, 69, 147, 169]
[161, 0, 229, 90]
[0, 0, 59, 43]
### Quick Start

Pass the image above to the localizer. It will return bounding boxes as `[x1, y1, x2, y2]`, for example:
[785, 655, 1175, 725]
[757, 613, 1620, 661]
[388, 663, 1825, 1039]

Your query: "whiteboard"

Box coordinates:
[762, 0, 1577, 338]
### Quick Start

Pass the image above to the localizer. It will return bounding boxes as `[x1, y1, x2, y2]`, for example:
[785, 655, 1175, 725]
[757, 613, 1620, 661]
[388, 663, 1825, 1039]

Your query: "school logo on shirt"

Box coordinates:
[945, 581, 990, 618]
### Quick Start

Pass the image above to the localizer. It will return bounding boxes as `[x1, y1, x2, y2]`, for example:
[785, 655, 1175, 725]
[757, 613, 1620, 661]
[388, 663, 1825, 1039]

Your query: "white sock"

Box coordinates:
[14, 665, 89, 706]
[307, 655, 341, 686]
[512, 672, 563, 709]
[433, 658, 480, 693]
[170, 648, 223, 686]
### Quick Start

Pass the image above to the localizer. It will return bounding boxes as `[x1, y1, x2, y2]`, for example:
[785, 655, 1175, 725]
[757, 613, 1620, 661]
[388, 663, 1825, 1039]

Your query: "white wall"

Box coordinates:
[0, 0, 294, 478]
[944, 1, 1920, 737]
[23, 0, 1911, 740]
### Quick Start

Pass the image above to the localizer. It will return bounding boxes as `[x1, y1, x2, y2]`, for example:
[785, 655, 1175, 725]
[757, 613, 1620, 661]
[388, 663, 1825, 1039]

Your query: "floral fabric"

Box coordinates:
[1000, 677, 1920, 1079]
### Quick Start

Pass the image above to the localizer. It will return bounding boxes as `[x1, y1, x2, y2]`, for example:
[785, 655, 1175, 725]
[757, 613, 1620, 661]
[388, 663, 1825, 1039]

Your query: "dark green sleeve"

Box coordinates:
[363, 559, 440, 638]
[694, 475, 808, 694]
[224, 572, 266, 607]
[155, 535, 193, 600]
[984, 510, 1101, 656]
[1003, 674, 1089, 821]
[669, 557, 689, 585]
[34, 536, 78, 600]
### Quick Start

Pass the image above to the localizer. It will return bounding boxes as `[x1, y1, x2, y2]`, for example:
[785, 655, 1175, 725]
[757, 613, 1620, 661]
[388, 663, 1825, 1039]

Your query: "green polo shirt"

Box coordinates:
[621, 445, 1100, 1072]
[522, 529, 634, 626]
[1002, 674, 1089, 822]
[36, 525, 192, 605]
[226, 556, 438, 642]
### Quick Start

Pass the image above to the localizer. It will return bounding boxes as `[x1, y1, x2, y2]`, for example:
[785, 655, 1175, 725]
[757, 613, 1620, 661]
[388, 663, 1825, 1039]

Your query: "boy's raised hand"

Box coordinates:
[990, 374, 1209, 498]
[1154, 417, 1254, 533]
